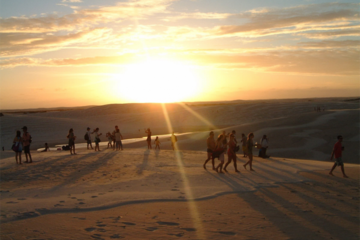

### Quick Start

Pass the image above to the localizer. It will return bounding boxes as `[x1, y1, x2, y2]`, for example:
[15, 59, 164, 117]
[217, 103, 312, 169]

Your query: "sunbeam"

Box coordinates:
[176, 102, 217, 129]
[161, 103, 206, 239]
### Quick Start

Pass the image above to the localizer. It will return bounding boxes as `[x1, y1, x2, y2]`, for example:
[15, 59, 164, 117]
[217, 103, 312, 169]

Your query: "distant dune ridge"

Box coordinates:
[1, 98, 359, 239]
[0, 98, 359, 162]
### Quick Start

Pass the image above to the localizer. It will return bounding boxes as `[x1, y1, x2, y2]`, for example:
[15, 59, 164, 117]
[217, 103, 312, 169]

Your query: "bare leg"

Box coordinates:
[340, 165, 348, 178]
[203, 152, 212, 169]
[233, 156, 239, 172]
[329, 163, 336, 176]
[223, 155, 232, 172]
[19, 153, 22, 164]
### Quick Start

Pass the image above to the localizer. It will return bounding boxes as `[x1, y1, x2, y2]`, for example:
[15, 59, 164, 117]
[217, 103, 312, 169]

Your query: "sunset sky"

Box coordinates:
[0, 0, 359, 109]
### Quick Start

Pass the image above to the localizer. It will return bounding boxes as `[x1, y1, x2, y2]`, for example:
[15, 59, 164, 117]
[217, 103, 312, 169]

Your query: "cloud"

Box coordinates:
[0, 28, 113, 57]
[0, 0, 175, 33]
[62, 0, 82, 2]
[298, 28, 360, 39]
[206, 3, 360, 38]
[2, 46, 358, 76]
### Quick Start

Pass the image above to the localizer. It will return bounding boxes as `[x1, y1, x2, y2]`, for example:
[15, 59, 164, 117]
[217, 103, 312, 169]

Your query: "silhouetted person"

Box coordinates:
[67, 128, 76, 155]
[94, 128, 102, 151]
[154, 136, 160, 150]
[41, 143, 49, 152]
[22, 126, 32, 163]
[145, 128, 152, 149]
[241, 133, 247, 157]
[13, 130, 23, 164]
[214, 135, 226, 173]
[203, 131, 215, 170]
[171, 132, 177, 150]
[243, 133, 256, 171]
[86, 127, 93, 149]
[223, 133, 239, 172]
[329, 135, 348, 178]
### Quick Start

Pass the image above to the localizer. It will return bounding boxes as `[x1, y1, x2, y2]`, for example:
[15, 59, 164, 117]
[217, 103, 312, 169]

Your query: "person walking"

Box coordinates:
[223, 133, 239, 172]
[243, 133, 256, 171]
[214, 135, 226, 173]
[86, 127, 93, 150]
[13, 130, 23, 164]
[154, 136, 160, 150]
[114, 128, 123, 151]
[22, 126, 32, 163]
[93, 128, 102, 152]
[203, 131, 216, 170]
[240, 133, 247, 157]
[145, 128, 152, 149]
[67, 128, 76, 155]
[171, 132, 177, 150]
[259, 135, 270, 158]
[106, 132, 113, 149]
[329, 135, 348, 178]
[112, 126, 119, 150]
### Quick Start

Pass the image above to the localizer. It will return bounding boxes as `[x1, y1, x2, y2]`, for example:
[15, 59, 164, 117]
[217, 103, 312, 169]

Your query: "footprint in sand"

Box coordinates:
[171, 189, 179, 191]
[110, 234, 123, 238]
[78, 202, 85, 205]
[85, 227, 96, 232]
[157, 221, 179, 226]
[6, 201, 18, 204]
[77, 199, 84, 201]
[91, 196, 98, 198]
[181, 228, 196, 232]
[70, 197, 77, 199]
[54, 204, 64, 207]
[17, 198, 26, 200]
[145, 227, 158, 232]
[97, 224, 107, 227]
[97, 228, 107, 232]
[218, 231, 237, 236]
[122, 222, 136, 226]
[91, 234, 104, 240]
[60, 201, 65, 203]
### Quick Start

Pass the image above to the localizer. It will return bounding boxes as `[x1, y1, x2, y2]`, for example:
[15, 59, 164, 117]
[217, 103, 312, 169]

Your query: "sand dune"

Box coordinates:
[1, 98, 359, 239]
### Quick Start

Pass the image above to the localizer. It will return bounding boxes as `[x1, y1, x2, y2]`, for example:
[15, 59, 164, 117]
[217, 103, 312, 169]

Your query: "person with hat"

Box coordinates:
[22, 126, 32, 163]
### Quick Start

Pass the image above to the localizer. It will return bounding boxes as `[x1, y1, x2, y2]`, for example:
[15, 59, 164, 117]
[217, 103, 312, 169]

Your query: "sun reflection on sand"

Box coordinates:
[161, 103, 206, 239]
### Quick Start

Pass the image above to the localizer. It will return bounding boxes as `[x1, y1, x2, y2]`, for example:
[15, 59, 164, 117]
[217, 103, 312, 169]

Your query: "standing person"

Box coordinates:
[22, 126, 32, 163]
[86, 127, 93, 150]
[112, 126, 119, 150]
[106, 132, 113, 149]
[214, 135, 226, 173]
[259, 135, 269, 158]
[13, 130, 23, 164]
[203, 131, 216, 170]
[241, 133, 247, 157]
[222, 131, 228, 151]
[243, 133, 255, 171]
[232, 130, 237, 144]
[145, 128, 152, 149]
[67, 128, 76, 155]
[223, 133, 239, 172]
[154, 136, 160, 150]
[114, 128, 123, 151]
[171, 132, 177, 150]
[329, 135, 348, 178]
[93, 128, 102, 152]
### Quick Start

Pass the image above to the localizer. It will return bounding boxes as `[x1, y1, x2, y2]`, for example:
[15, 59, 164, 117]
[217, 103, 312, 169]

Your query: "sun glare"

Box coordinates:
[112, 58, 201, 103]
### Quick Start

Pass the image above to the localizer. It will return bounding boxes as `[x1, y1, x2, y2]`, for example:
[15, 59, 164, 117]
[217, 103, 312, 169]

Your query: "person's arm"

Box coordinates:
[330, 147, 335, 160]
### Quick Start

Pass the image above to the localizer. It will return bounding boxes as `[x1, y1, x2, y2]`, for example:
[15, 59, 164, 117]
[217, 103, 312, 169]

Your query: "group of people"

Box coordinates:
[203, 130, 348, 177]
[11, 126, 349, 178]
[203, 130, 261, 173]
[145, 128, 178, 150]
[12, 126, 32, 164]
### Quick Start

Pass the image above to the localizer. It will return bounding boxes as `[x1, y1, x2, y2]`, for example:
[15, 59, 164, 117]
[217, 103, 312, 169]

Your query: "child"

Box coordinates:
[154, 136, 160, 150]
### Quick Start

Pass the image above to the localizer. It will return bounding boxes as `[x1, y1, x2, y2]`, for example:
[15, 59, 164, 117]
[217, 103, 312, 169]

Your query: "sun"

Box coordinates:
[112, 58, 201, 103]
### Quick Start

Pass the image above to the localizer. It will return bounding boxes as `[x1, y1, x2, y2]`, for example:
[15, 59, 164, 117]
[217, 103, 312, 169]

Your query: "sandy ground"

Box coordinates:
[0, 98, 359, 239]
[0, 148, 359, 240]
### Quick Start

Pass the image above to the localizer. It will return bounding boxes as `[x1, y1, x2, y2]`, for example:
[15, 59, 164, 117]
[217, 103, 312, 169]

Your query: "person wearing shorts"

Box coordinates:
[329, 135, 348, 178]
[203, 131, 215, 170]
[241, 133, 247, 157]
[22, 126, 32, 163]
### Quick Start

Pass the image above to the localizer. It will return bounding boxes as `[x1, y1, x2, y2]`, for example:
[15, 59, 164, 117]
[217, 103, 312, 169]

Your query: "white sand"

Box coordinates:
[0, 98, 359, 239]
